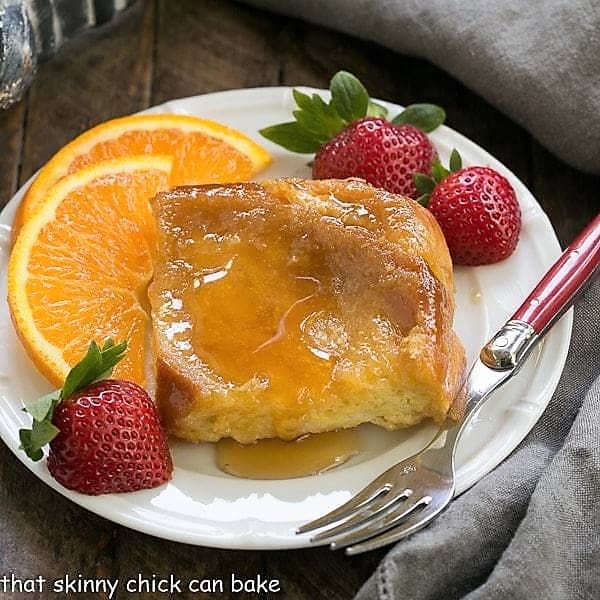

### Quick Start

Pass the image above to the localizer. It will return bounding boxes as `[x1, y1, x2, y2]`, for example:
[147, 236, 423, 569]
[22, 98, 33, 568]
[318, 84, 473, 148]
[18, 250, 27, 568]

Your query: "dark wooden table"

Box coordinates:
[0, 1, 597, 598]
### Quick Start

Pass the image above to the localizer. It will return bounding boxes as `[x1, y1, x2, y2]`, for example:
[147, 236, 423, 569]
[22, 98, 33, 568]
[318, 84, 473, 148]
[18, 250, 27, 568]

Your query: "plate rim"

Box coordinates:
[0, 86, 572, 550]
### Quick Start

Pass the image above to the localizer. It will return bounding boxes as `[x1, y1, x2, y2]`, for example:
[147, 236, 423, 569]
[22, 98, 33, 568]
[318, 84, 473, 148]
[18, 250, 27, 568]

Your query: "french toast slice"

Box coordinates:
[148, 178, 465, 443]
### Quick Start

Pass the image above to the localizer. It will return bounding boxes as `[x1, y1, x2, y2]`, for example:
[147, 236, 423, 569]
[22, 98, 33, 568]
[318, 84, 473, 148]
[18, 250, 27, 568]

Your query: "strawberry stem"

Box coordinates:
[413, 148, 464, 207]
[19, 339, 127, 461]
[61, 339, 127, 400]
[259, 70, 445, 154]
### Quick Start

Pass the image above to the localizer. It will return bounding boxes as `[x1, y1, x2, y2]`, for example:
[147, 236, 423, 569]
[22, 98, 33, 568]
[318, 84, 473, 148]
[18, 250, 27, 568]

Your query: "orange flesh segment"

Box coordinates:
[9, 158, 171, 386]
[15, 114, 271, 232]
[68, 129, 256, 185]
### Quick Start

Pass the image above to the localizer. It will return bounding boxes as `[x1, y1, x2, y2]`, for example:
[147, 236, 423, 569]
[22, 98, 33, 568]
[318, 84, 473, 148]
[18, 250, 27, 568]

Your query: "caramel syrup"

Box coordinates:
[216, 430, 362, 479]
[151, 183, 419, 435]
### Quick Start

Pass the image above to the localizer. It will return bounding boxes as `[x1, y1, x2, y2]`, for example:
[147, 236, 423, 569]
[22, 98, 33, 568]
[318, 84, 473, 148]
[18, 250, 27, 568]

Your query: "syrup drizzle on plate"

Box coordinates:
[216, 429, 362, 479]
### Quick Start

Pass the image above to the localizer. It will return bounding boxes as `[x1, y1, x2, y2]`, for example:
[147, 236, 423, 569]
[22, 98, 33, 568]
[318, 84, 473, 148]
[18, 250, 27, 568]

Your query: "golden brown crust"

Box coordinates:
[149, 178, 465, 443]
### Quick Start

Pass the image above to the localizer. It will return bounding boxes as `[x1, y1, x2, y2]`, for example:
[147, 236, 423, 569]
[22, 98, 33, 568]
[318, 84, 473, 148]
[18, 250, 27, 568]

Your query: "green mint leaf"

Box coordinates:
[392, 103, 446, 132]
[413, 173, 436, 195]
[24, 391, 60, 422]
[329, 71, 369, 123]
[431, 159, 450, 183]
[449, 149, 462, 172]
[259, 122, 322, 154]
[367, 100, 388, 118]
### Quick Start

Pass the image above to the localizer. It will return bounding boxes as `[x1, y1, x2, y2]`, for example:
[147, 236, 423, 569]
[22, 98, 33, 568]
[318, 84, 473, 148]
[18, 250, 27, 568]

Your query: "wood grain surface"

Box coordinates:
[0, 1, 597, 598]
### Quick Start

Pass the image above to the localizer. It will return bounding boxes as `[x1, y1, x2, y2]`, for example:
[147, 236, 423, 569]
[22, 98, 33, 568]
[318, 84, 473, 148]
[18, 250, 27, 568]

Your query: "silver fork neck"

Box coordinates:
[479, 320, 537, 371]
[445, 319, 539, 462]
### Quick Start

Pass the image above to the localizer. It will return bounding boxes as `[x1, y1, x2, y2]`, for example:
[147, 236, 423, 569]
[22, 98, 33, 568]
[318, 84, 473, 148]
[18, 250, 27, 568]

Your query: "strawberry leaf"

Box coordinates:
[412, 173, 437, 208]
[292, 111, 327, 144]
[414, 153, 461, 208]
[367, 100, 388, 118]
[19, 420, 60, 461]
[292, 88, 315, 112]
[431, 159, 450, 183]
[292, 92, 346, 142]
[260, 71, 372, 154]
[101, 338, 116, 351]
[329, 71, 369, 123]
[19, 339, 127, 462]
[312, 93, 347, 135]
[61, 341, 102, 400]
[259, 122, 322, 154]
[449, 148, 463, 172]
[392, 103, 445, 132]
[415, 194, 430, 207]
[23, 390, 60, 422]
[61, 339, 127, 399]
[19, 430, 44, 461]
[413, 173, 436, 195]
[93, 339, 128, 383]
[260, 70, 446, 157]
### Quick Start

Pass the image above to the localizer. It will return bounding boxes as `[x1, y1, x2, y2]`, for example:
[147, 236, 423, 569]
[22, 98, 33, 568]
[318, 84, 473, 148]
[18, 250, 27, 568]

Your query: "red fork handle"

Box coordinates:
[512, 214, 600, 334]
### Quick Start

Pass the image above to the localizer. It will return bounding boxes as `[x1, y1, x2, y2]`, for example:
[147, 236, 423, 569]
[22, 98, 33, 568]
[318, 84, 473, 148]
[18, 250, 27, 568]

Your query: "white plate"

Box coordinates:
[0, 88, 571, 550]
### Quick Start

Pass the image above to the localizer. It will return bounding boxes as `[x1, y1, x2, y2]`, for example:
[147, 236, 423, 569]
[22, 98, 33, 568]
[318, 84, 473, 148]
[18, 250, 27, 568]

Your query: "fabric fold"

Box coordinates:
[241, 0, 600, 174]
[355, 280, 599, 599]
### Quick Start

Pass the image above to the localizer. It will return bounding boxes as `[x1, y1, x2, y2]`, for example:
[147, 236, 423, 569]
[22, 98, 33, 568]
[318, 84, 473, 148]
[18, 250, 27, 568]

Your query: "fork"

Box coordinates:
[297, 214, 600, 555]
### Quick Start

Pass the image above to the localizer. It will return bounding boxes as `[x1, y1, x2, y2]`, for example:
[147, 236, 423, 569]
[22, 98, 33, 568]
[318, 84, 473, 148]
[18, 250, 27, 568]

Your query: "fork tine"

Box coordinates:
[296, 481, 392, 534]
[311, 488, 412, 543]
[344, 501, 448, 555]
[310, 489, 412, 542]
[328, 495, 432, 550]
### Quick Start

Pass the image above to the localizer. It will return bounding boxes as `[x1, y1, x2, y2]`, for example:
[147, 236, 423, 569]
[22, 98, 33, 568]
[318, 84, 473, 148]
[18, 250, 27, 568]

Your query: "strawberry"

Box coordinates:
[414, 150, 521, 265]
[260, 70, 445, 199]
[19, 339, 172, 495]
[312, 118, 437, 197]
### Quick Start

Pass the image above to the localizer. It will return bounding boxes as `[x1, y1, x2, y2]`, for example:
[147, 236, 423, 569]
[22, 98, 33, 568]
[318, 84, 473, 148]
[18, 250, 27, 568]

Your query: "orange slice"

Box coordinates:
[14, 114, 271, 231]
[8, 155, 173, 387]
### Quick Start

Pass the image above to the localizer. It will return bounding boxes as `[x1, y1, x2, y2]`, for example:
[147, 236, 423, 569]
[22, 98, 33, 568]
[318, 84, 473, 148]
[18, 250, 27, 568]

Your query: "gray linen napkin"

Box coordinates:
[354, 279, 599, 600]
[241, 0, 600, 174]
